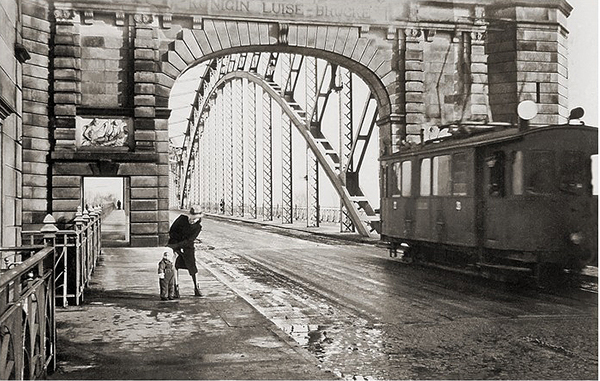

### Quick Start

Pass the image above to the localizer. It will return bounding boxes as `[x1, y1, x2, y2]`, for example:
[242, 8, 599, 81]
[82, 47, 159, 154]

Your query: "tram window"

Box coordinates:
[420, 158, 431, 196]
[592, 154, 598, 196]
[559, 151, 586, 195]
[401, 161, 412, 197]
[452, 153, 468, 196]
[433, 155, 451, 196]
[388, 162, 402, 196]
[526, 150, 555, 194]
[487, 151, 505, 197]
[512, 151, 524, 195]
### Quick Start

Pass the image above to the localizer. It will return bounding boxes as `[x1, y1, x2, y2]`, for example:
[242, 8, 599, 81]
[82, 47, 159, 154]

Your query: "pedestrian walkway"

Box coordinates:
[101, 209, 128, 244]
[49, 246, 336, 380]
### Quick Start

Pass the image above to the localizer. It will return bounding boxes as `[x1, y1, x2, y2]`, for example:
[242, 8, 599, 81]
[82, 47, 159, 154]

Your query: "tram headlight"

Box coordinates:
[569, 232, 584, 245]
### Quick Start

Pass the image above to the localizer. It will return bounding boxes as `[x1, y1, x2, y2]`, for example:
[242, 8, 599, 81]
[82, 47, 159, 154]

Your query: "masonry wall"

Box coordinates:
[0, 0, 24, 246]
[487, 2, 570, 124]
[21, 0, 51, 230]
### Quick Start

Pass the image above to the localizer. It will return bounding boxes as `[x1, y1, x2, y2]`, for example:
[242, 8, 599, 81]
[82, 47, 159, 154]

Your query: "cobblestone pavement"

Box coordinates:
[198, 217, 598, 380]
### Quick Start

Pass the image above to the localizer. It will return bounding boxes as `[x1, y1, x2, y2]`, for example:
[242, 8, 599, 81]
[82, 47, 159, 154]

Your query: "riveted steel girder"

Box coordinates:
[305, 56, 319, 227]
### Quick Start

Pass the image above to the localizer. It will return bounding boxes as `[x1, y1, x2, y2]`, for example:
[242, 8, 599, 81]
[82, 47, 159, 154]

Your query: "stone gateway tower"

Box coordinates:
[0, 0, 573, 246]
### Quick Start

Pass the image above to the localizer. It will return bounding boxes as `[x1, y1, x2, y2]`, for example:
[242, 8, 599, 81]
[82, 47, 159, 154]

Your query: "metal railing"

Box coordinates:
[201, 202, 345, 224]
[22, 207, 102, 307]
[0, 206, 103, 380]
[0, 242, 56, 380]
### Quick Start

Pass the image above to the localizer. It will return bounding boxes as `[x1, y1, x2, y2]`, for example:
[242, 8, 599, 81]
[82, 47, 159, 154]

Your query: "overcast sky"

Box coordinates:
[568, 0, 598, 126]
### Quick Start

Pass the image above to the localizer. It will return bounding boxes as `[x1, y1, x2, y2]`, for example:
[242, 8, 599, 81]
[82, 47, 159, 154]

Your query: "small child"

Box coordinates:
[158, 250, 176, 300]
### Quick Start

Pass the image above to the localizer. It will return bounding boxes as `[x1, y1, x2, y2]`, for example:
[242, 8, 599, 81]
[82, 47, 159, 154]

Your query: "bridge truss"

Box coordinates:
[172, 52, 380, 237]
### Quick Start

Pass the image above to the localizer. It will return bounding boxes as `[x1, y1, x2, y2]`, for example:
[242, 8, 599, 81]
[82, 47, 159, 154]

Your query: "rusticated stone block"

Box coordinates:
[135, 83, 156, 95]
[54, 81, 80, 92]
[131, 199, 158, 211]
[157, 175, 169, 187]
[158, 222, 170, 235]
[54, 117, 76, 128]
[53, 128, 76, 140]
[24, 161, 49, 174]
[134, 130, 156, 141]
[22, 137, 51, 151]
[134, 38, 158, 49]
[134, 107, 155, 118]
[23, 64, 48, 79]
[131, 211, 158, 222]
[54, 69, 80, 81]
[22, 14, 50, 31]
[52, 199, 82, 212]
[54, 45, 81, 57]
[130, 236, 159, 247]
[134, 72, 156, 83]
[134, 95, 156, 106]
[23, 186, 48, 199]
[131, 187, 159, 199]
[52, 187, 81, 199]
[23, 125, 48, 137]
[22, 150, 47, 163]
[117, 163, 157, 176]
[135, 141, 155, 150]
[81, 36, 105, 47]
[134, 118, 155, 130]
[54, 34, 80, 46]
[53, 175, 81, 187]
[134, 48, 158, 60]
[54, 93, 78, 104]
[131, 176, 158, 187]
[54, 57, 80, 69]
[54, 104, 76, 116]
[130, 222, 158, 235]
[23, 173, 47, 187]
[22, 100, 47, 115]
[23, 88, 49, 103]
[157, 199, 169, 210]
[53, 162, 93, 175]
[134, 60, 157, 72]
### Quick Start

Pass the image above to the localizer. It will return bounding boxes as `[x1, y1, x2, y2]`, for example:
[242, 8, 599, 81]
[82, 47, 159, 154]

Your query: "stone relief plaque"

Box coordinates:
[76, 117, 130, 148]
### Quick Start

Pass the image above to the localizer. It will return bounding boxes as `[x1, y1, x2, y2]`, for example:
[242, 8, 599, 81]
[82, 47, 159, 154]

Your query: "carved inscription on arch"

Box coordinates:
[167, 0, 390, 23]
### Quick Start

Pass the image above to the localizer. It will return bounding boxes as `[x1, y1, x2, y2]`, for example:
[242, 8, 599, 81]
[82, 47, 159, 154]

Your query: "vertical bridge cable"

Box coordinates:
[201, 113, 209, 211]
[339, 67, 355, 232]
[233, 78, 244, 217]
[210, 103, 218, 213]
[305, 56, 319, 227]
[262, 86, 273, 221]
[280, 53, 293, 224]
[224, 81, 234, 216]
[217, 88, 225, 214]
[247, 80, 257, 219]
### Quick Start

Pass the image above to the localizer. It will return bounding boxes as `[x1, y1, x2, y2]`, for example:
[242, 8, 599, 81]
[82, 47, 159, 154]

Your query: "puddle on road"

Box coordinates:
[276, 322, 385, 380]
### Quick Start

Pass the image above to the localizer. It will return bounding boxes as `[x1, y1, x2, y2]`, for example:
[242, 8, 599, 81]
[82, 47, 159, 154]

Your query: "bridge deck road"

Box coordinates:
[196, 216, 598, 380]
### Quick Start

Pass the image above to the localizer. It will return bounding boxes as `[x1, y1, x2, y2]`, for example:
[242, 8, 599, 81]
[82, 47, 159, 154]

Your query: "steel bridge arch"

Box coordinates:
[179, 67, 376, 236]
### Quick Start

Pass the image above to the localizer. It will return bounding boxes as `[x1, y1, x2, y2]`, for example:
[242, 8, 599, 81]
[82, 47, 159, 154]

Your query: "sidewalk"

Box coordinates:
[49, 247, 336, 380]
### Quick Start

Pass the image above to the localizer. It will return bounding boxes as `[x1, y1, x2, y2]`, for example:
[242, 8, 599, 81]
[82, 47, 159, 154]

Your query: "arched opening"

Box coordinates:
[167, 50, 384, 235]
